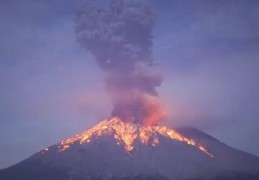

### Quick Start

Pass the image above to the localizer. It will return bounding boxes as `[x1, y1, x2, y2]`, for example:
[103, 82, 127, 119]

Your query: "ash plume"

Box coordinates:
[75, 0, 163, 124]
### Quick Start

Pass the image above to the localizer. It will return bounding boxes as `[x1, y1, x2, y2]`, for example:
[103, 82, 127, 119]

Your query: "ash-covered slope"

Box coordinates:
[1, 127, 259, 180]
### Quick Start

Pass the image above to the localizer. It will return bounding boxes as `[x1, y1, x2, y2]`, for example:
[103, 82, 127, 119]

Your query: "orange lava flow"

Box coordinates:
[58, 117, 213, 157]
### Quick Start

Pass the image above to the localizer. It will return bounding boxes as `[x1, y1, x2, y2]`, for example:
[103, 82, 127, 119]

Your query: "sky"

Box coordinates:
[0, 0, 259, 169]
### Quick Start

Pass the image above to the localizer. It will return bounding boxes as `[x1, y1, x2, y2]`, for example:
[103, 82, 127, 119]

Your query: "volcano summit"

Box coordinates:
[1, 118, 259, 180]
[57, 118, 213, 157]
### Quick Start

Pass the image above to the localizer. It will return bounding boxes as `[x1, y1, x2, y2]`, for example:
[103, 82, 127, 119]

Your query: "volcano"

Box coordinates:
[1, 118, 259, 180]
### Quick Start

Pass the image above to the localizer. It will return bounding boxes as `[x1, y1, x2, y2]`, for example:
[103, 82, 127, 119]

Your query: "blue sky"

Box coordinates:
[0, 0, 259, 169]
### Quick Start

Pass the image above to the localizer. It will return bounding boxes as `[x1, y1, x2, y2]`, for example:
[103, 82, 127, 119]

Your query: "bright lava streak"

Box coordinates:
[58, 117, 213, 157]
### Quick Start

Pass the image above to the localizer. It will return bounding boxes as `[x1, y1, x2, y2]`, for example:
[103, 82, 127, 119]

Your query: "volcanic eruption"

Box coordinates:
[1, 0, 259, 180]
[62, 0, 213, 157]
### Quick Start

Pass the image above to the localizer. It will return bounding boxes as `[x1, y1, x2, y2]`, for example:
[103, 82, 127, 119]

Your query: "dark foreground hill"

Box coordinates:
[1, 127, 259, 180]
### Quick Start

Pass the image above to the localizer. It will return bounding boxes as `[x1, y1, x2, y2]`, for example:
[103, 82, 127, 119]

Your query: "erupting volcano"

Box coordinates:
[1, 0, 259, 180]
[2, 118, 259, 180]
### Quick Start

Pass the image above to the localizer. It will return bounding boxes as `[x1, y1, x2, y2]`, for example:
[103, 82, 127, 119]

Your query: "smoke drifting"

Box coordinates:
[75, 0, 164, 124]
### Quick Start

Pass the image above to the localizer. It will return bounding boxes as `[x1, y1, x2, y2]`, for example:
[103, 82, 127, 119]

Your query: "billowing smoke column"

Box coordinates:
[75, 0, 164, 124]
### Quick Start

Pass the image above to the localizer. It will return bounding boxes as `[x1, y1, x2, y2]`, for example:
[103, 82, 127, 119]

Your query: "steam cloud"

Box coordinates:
[75, 0, 163, 124]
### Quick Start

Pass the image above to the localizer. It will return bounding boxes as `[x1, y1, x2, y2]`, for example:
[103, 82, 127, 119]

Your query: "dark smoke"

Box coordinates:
[75, 0, 163, 124]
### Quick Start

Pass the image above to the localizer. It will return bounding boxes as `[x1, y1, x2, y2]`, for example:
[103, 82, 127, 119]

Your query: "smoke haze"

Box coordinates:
[75, 0, 163, 124]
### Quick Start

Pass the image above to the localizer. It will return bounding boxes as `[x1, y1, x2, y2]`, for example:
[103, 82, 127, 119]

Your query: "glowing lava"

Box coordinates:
[58, 117, 213, 157]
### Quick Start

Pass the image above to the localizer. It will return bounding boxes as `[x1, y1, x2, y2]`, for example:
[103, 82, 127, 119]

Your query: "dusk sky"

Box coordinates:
[1, 0, 259, 169]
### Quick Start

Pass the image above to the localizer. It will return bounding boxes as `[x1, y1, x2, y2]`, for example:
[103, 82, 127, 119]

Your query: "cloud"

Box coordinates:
[75, 0, 164, 124]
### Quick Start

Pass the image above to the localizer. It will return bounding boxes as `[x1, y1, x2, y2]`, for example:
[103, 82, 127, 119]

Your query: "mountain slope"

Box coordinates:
[0, 127, 259, 180]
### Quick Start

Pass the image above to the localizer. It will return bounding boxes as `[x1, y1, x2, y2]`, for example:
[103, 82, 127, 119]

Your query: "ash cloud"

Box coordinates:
[75, 0, 163, 124]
